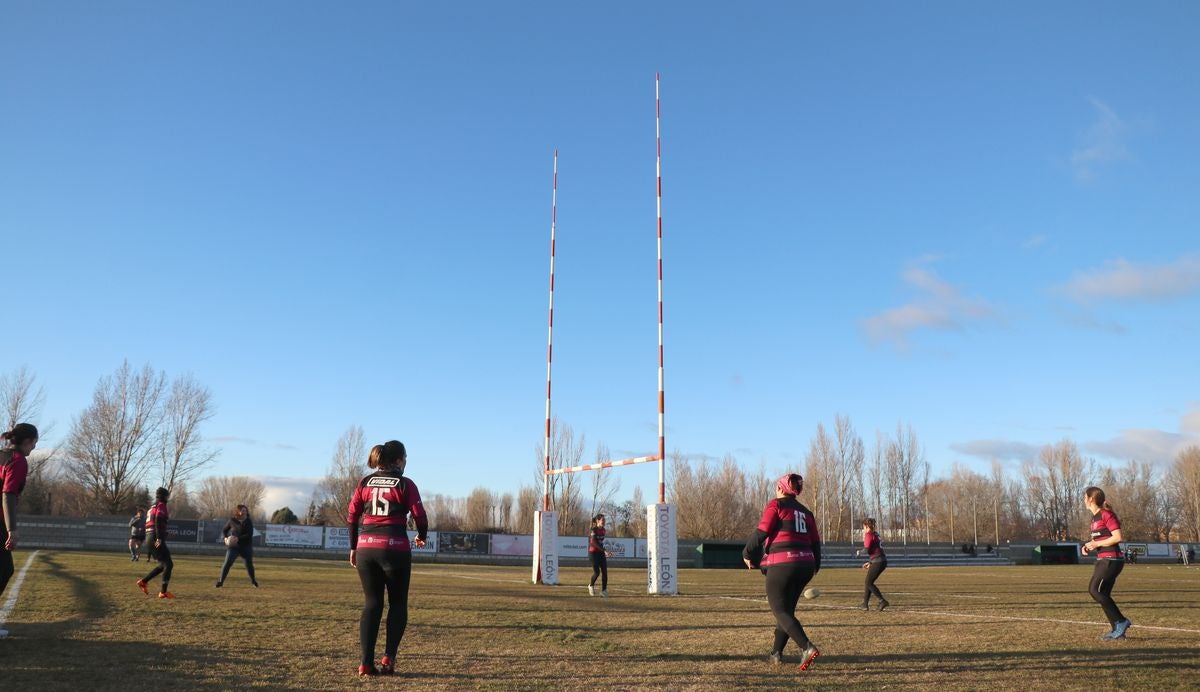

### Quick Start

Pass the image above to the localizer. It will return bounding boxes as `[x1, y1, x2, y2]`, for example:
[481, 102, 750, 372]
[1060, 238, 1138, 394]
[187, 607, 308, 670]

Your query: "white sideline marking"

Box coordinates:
[0, 551, 40, 629]
[415, 567, 1200, 636]
[709, 594, 1200, 635]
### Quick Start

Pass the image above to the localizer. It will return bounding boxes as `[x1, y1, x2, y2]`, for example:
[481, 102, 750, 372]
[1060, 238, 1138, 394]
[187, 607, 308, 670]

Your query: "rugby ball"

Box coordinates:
[802, 588, 821, 600]
[224, 535, 239, 548]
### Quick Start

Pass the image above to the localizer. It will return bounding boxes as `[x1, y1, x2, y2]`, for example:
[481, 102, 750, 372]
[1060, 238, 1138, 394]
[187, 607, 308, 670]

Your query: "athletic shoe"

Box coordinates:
[860, 602, 870, 611]
[878, 599, 889, 611]
[379, 656, 395, 675]
[214, 581, 223, 588]
[136, 579, 149, 595]
[357, 664, 378, 677]
[798, 644, 820, 672]
[588, 585, 594, 596]
[601, 590, 608, 598]
[158, 591, 175, 599]
[252, 580, 259, 588]
[767, 651, 782, 666]
[1113, 619, 1132, 638]
[1100, 629, 1119, 641]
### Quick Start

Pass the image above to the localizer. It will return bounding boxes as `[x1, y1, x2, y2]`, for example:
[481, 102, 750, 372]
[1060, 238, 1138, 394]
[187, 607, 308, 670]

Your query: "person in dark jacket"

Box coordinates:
[128, 508, 146, 561]
[215, 504, 258, 588]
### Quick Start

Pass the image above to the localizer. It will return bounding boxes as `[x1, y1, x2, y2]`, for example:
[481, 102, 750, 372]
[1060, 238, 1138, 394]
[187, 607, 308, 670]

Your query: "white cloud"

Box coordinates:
[1022, 235, 1047, 250]
[1082, 429, 1194, 466]
[255, 475, 322, 515]
[1181, 405, 1200, 435]
[1060, 255, 1200, 304]
[862, 264, 998, 349]
[1071, 97, 1127, 182]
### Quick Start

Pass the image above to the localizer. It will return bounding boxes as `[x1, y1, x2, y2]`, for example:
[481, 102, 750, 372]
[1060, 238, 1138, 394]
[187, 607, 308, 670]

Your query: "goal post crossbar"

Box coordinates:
[545, 453, 662, 476]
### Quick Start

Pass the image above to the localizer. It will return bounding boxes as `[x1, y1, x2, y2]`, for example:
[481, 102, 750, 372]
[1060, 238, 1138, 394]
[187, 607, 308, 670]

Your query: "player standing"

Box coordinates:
[1, 423, 38, 629]
[1082, 486, 1131, 640]
[587, 513, 612, 597]
[347, 440, 428, 677]
[742, 473, 822, 672]
[858, 518, 889, 611]
[128, 508, 146, 561]
[136, 487, 175, 599]
[215, 504, 258, 588]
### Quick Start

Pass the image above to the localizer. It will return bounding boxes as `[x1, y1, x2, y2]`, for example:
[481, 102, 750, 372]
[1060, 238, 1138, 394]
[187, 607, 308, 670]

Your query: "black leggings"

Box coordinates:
[864, 559, 887, 603]
[0, 529, 12, 598]
[589, 552, 608, 589]
[356, 549, 412, 667]
[142, 541, 173, 590]
[765, 560, 816, 652]
[219, 545, 256, 584]
[1089, 558, 1126, 625]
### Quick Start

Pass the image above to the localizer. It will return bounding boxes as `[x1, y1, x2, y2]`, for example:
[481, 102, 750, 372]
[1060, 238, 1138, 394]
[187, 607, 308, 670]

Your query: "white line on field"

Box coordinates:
[414, 567, 1200, 635]
[0, 551, 39, 631]
[707, 594, 1200, 635]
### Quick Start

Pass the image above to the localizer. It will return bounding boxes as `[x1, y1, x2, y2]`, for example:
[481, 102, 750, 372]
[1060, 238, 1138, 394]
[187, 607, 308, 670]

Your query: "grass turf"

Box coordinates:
[1, 550, 1197, 690]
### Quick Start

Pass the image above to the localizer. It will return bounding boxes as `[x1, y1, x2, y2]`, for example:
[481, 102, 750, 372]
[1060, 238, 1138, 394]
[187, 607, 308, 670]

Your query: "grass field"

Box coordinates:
[1, 550, 1198, 690]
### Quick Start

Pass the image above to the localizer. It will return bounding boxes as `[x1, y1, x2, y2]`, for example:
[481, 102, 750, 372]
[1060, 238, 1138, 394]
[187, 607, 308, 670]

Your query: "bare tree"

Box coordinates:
[514, 484, 539, 534]
[498, 492, 514, 532]
[533, 417, 586, 533]
[867, 431, 885, 535]
[1167, 446, 1200, 542]
[424, 493, 465, 531]
[670, 453, 766, 540]
[313, 425, 366, 525]
[192, 475, 267, 520]
[589, 442, 621, 518]
[157, 375, 219, 490]
[625, 485, 647, 538]
[67, 362, 167, 513]
[464, 486, 498, 530]
[1022, 439, 1094, 541]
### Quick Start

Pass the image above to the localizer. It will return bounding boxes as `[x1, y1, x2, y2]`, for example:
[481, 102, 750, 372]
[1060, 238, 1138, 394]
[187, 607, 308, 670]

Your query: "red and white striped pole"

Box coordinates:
[544, 149, 558, 512]
[656, 73, 666, 504]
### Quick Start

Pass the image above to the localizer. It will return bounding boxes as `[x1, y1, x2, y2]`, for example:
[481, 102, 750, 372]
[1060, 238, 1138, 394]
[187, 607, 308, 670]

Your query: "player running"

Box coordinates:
[1082, 486, 1131, 640]
[215, 504, 258, 588]
[1, 423, 38, 634]
[742, 473, 822, 672]
[136, 487, 176, 599]
[128, 508, 146, 561]
[857, 518, 889, 611]
[347, 440, 428, 677]
[587, 513, 612, 597]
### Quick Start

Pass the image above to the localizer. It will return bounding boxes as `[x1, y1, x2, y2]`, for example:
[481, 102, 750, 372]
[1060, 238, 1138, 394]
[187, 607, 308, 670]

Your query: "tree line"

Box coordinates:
[8, 366, 1199, 543]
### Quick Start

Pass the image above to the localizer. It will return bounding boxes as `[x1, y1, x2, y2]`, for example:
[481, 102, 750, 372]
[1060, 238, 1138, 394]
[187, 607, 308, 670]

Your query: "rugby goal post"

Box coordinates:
[534, 75, 677, 595]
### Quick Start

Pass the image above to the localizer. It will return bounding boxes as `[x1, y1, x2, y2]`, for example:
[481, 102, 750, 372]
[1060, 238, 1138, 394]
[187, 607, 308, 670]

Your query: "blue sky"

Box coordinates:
[3, 2, 1198, 513]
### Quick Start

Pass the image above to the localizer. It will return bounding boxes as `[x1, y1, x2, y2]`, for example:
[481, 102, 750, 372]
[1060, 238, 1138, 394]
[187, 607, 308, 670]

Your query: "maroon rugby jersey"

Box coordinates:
[864, 530, 885, 560]
[1090, 509, 1123, 559]
[145, 501, 169, 539]
[588, 526, 606, 554]
[347, 470, 428, 551]
[757, 497, 820, 565]
[1, 450, 27, 495]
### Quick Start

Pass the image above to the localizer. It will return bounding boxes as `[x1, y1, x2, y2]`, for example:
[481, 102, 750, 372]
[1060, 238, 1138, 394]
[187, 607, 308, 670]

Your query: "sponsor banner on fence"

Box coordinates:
[266, 524, 324, 547]
[167, 520, 200, 543]
[1147, 543, 1171, 557]
[491, 534, 534, 556]
[557, 536, 637, 558]
[325, 527, 350, 550]
[326, 527, 439, 552]
[439, 532, 490, 554]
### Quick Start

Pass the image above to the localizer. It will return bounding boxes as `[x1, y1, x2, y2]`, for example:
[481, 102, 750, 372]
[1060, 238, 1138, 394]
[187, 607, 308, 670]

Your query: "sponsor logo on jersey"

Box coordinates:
[366, 477, 401, 488]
